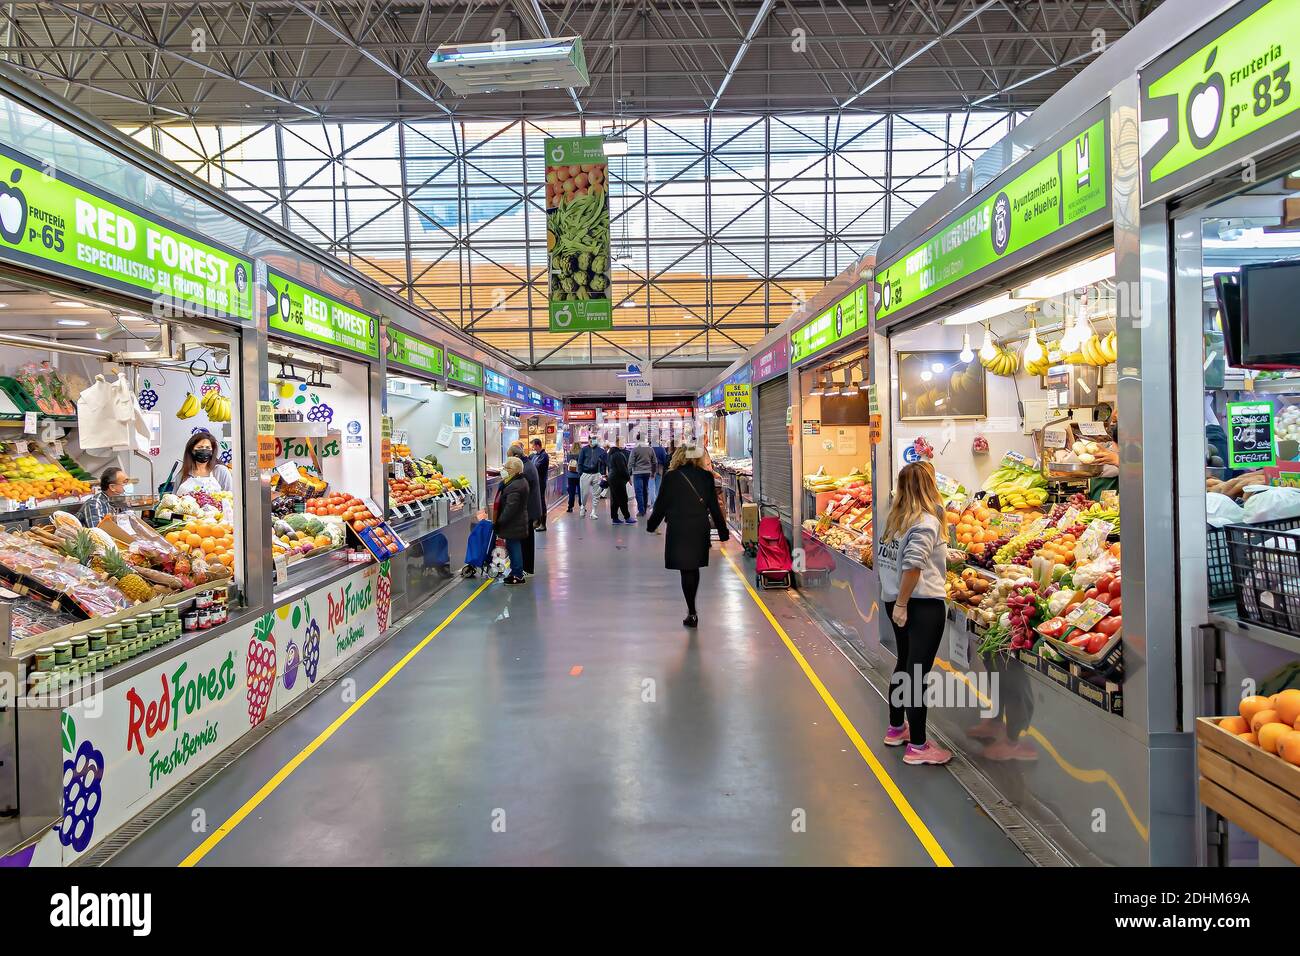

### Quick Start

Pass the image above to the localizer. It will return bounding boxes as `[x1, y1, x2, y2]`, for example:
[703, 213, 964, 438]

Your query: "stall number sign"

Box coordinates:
[875, 113, 1108, 321]
[1228, 400, 1276, 467]
[0, 144, 253, 321]
[387, 328, 444, 377]
[724, 383, 751, 412]
[267, 269, 379, 358]
[1141, 0, 1300, 199]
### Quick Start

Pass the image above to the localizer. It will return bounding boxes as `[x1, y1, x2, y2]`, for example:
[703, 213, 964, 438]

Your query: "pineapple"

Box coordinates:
[62, 529, 96, 567]
[100, 548, 153, 603]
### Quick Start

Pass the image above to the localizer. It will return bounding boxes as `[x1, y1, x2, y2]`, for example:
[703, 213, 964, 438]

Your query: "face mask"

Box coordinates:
[192, 449, 214, 464]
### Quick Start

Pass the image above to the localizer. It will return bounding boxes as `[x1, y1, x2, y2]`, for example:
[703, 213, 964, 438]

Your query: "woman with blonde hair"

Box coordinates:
[492, 456, 531, 585]
[646, 443, 729, 627]
[875, 461, 952, 765]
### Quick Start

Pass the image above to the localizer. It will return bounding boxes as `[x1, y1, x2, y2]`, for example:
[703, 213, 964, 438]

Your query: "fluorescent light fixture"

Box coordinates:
[55, 300, 87, 308]
[621, 299, 637, 308]
[445, 388, 469, 397]
[57, 318, 89, 327]
[1013, 252, 1115, 300]
[603, 135, 629, 156]
[808, 379, 825, 396]
[940, 292, 1031, 325]
[427, 36, 590, 96]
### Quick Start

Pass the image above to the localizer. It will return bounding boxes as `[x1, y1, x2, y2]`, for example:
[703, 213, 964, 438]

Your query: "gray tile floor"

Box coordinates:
[110, 506, 1028, 866]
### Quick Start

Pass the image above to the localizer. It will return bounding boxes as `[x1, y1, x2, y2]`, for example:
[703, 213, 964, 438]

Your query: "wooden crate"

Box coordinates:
[1196, 716, 1300, 864]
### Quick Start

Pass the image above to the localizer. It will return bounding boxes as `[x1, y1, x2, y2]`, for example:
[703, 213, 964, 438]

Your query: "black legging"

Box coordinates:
[680, 569, 700, 615]
[884, 598, 946, 746]
[609, 479, 631, 521]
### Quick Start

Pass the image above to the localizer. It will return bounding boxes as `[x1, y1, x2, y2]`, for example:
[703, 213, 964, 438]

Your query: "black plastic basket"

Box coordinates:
[1207, 525, 1234, 602]
[1224, 517, 1300, 635]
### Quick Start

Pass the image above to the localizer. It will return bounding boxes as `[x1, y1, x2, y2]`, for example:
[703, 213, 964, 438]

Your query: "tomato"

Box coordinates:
[1085, 633, 1108, 654]
[1108, 596, 1123, 615]
[1109, 577, 1121, 598]
[1084, 587, 1100, 602]
[1068, 633, 1092, 648]
[1097, 616, 1122, 636]
[1097, 573, 1115, 595]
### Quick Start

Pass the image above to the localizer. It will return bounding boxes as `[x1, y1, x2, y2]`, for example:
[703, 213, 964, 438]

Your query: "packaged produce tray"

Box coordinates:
[1224, 518, 1300, 636]
[1196, 717, 1300, 864]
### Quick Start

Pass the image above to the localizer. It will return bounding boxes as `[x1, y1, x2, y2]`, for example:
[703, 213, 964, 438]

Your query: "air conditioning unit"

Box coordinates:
[427, 37, 589, 96]
[387, 379, 412, 397]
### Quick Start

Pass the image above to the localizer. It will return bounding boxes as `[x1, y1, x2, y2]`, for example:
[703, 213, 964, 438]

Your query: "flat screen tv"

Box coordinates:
[1213, 271, 1243, 368]
[896, 350, 986, 421]
[1240, 259, 1300, 368]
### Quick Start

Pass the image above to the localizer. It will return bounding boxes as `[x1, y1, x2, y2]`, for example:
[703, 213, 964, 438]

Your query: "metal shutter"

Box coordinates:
[756, 377, 792, 520]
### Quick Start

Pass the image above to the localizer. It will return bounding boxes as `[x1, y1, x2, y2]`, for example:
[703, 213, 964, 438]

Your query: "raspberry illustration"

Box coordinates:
[200, 376, 220, 396]
[138, 380, 158, 411]
[59, 739, 104, 853]
[246, 614, 276, 726]
[306, 397, 334, 424]
[303, 615, 321, 683]
[376, 560, 392, 633]
[283, 638, 300, 690]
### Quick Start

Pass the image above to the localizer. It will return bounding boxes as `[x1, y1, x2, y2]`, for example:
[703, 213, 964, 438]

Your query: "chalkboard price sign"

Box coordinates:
[1227, 401, 1276, 468]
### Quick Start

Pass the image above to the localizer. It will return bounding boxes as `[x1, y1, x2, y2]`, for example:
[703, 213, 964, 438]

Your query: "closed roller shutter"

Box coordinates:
[756, 376, 792, 521]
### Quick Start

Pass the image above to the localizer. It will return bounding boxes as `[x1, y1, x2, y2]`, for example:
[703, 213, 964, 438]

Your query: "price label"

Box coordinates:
[274, 555, 288, 586]
[1065, 597, 1111, 632]
[277, 461, 302, 485]
[392, 463, 405, 479]
[1076, 519, 1113, 563]
[23, 412, 36, 434]
[1227, 400, 1276, 468]
[363, 498, 383, 517]
[1058, 506, 1080, 528]
[1000, 512, 1024, 532]
[1043, 430, 1067, 449]
[949, 628, 970, 669]
[257, 401, 275, 436]
[13, 440, 27, 454]
[1078, 420, 1109, 438]
[258, 434, 276, 470]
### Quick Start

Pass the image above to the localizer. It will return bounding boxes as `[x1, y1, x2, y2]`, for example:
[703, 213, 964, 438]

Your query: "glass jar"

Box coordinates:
[27, 670, 49, 696]
[165, 606, 180, 625]
[120, 619, 137, 642]
[33, 646, 55, 671]
[152, 609, 166, 630]
[52, 641, 72, 666]
[104, 623, 122, 646]
[183, 609, 199, 632]
[88, 628, 107, 653]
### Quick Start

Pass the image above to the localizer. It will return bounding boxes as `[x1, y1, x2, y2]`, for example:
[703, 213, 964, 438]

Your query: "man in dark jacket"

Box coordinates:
[508, 443, 542, 574]
[529, 438, 550, 531]
[576, 436, 606, 519]
[606, 442, 633, 524]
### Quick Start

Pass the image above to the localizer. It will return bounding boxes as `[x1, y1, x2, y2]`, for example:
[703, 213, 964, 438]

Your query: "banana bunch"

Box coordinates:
[980, 343, 1020, 377]
[999, 487, 1048, 511]
[176, 392, 200, 420]
[1025, 341, 1056, 376]
[1082, 332, 1117, 366]
[202, 389, 232, 423]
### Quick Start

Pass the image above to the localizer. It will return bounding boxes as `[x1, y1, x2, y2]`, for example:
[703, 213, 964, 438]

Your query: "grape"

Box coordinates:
[138, 388, 158, 411]
[58, 740, 105, 853]
[306, 403, 335, 424]
[303, 618, 321, 682]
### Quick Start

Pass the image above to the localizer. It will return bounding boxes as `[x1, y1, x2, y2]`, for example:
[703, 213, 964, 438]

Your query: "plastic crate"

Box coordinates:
[1225, 517, 1300, 635]
[1207, 525, 1234, 602]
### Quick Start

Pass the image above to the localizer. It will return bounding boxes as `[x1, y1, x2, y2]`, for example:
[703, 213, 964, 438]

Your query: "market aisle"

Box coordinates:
[110, 505, 1028, 867]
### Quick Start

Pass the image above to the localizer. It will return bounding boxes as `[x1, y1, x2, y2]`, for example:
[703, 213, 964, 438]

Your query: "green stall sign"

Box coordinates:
[0, 144, 253, 320]
[790, 286, 868, 364]
[1142, 0, 1300, 200]
[267, 269, 379, 358]
[876, 115, 1108, 323]
[447, 352, 483, 389]
[387, 327, 444, 378]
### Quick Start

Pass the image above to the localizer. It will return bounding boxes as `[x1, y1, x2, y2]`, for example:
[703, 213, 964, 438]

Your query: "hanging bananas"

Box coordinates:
[979, 343, 1020, 377]
[176, 392, 200, 420]
[201, 388, 232, 423]
[1081, 331, 1118, 367]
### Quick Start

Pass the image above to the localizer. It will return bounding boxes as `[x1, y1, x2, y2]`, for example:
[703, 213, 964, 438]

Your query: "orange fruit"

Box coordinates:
[1258, 722, 1291, 755]
[201, 536, 216, 553]
[1238, 732, 1258, 746]
[1251, 709, 1280, 734]
[1240, 695, 1273, 724]
[1279, 730, 1300, 766]
[1273, 688, 1300, 727]
[1218, 715, 1249, 735]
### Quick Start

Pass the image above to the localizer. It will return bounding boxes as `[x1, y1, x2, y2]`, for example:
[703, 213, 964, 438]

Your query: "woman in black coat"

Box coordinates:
[508, 444, 542, 574]
[646, 444, 730, 627]
[493, 456, 531, 585]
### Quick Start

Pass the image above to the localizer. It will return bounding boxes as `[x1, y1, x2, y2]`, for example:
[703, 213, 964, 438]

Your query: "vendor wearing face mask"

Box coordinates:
[176, 429, 233, 496]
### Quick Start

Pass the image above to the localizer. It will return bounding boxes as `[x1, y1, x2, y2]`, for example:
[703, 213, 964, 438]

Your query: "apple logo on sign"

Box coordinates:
[279, 288, 292, 321]
[1187, 48, 1225, 150]
[0, 168, 28, 245]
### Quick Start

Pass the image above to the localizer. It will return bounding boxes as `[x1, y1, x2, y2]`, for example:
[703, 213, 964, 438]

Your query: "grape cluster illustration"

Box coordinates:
[306, 398, 334, 424]
[59, 739, 105, 853]
[303, 616, 321, 683]
[138, 380, 158, 411]
[376, 561, 392, 633]
[246, 616, 276, 727]
[219, 446, 233, 466]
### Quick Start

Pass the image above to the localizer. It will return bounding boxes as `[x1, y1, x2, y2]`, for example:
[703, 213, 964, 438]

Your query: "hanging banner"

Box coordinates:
[266, 269, 379, 358]
[874, 106, 1109, 324]
[624, 361, 653, 402]
[1141, 0, 1300, 203]
[545, 136, 612, 332]
[0, 143, 253, 321]
[386, 327, 444, 379]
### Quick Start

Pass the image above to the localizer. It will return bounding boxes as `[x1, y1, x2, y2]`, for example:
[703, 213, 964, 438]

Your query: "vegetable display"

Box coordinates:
[547, 186, 610, 303]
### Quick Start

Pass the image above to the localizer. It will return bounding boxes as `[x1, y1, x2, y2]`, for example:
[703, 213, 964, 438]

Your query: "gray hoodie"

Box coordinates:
[876, 512, 947, 603]
[629, 444, 657, 475]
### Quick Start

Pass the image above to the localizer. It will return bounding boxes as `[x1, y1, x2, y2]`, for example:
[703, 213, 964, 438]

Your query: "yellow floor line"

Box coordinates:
[180, 578, 493, 867]
[723, 551, 954, 867]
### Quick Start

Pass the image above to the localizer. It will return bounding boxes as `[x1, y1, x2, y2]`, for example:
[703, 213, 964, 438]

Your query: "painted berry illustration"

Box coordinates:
[376, 560, 392, 633]
[138, 379, 158, 411]
[303, 615, 321, 682]
[59, 735, 104, 854]
[247, 613, 276, 726]
[199, 375, 220, 396]
[219, 445, 232, 466]
[306, 393, 334, 425]
[283, 638, 300, 690]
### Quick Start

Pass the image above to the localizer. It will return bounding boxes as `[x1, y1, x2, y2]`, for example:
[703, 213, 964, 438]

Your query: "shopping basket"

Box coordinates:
[1224, 516, 1300, 635]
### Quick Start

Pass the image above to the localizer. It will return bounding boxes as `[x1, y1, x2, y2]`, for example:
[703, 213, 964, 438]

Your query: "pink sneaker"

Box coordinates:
[982, 738, 1039, 762]
[965, 719, 1004, 742]
[903, 742, 953, 766]
[883, 723, 909, 747]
